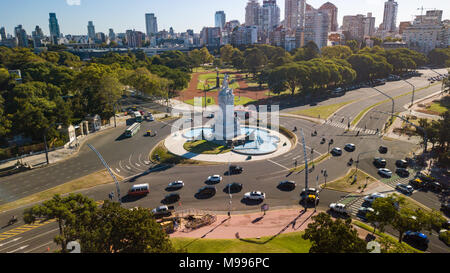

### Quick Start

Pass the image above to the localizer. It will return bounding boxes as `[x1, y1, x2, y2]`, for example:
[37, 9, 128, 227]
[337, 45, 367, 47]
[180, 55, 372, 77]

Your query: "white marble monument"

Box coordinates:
[214, 75, 242, 141]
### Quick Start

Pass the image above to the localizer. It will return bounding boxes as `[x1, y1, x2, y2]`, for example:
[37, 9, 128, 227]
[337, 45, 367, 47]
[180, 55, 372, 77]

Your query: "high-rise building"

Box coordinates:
[200, 27, 222, 47]
[109, 28, 116, 41]
[126, 29, 144, 48]
[318, 2, 338, 32]
[231, 26, 258, 46]
[399, 21, 412, 35]
[245, 0, 261, 26]
[0, 27, 6, 41]
[342, 14, 365, 41]
[414, 10, 443, 25]
[49, 13, 61, 44]
[145, 13, 158, 36]
[304, 9, 329, 49]
[215, 11, 226, 30]
[285, 0, 306, 31]
[32, 25, 44, 48]
[363, 13, 376, 37]
[87, 21, 96, 41]
[260, 0, 281, 33]
[382, 0, 398, 32]
[14, 25, 28, 47]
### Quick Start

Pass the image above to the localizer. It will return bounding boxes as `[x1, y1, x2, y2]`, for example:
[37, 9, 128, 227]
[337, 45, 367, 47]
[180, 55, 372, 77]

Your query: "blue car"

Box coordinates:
[403, 231, 429, 246]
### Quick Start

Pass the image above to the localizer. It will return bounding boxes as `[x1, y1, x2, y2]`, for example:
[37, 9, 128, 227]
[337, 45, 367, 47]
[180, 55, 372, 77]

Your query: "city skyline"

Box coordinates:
[0, 0, 448, 36]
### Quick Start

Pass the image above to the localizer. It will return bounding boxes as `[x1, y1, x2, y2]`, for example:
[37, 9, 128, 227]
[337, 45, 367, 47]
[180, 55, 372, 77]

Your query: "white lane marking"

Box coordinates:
[115, 168, 121, 173]
[0, 228, 59, 253]
[6, 245, 28, 253]
[0, 237, 22, 247]
[126, 166, 131, 170]
[135, 163, 141, 167]
[24, 241, 54, 253]
[267, 160, 290, 171]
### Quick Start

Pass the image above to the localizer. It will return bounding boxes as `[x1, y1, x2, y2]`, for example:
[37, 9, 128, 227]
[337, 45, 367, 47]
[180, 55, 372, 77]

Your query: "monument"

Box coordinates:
[213, 74, 242, 142]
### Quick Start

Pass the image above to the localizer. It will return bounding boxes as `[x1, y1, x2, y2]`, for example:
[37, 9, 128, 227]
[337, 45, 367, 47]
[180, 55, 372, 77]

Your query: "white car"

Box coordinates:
[364, 193, 386, 203]
[168, 181, 184, 189]
[396, 184, 413, 195]
[378, 168, 393, 178]
[329, 203, 347, 214]
[244, 191, 266, 200]
[151, 206, 170, 216]
[207, 175, 223, 183]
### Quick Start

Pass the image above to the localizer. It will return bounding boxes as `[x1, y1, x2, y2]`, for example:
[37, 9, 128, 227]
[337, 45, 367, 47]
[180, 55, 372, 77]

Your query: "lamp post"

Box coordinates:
[391, 74, 416, 108]
[44, 122, 63, 165]
[370, 86, 395, 119]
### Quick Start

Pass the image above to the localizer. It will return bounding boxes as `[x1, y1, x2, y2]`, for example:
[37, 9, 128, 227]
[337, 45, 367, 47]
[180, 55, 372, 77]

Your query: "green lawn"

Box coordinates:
[183, 140, 231, 155]
[425, 97, 450, 115]
[290, 100, 357, 120]
[234, 96, 256, 106]
[322, 169, 377, 193]
[184, 97, 216, 107]
[171, 232, 312, 253]
[197, 73, 240, 90]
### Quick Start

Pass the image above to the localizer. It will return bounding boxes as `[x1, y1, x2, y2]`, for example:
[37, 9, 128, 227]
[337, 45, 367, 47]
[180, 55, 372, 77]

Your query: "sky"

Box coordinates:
[0, 0, 448, 36]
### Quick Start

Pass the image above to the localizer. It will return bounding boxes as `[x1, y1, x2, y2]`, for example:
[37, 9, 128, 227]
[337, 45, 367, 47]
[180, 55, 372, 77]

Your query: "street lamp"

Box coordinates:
[44, 122, 63, 165]
[370, 86, 395, 119]
[391, 74, 416, 108]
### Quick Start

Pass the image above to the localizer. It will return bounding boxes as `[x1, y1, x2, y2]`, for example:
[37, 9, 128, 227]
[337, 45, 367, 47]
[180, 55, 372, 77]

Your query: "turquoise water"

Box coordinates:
[183, 127, 280, 155]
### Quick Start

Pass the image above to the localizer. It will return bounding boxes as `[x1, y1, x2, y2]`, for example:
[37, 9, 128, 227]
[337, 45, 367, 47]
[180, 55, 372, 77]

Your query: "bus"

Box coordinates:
[125, 122, 141, 138]
[133, 111, 143, 123]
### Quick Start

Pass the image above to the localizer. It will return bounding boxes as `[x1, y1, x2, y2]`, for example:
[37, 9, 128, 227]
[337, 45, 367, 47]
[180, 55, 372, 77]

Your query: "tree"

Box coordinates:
[231, 49, 245, 71]
[23, 194, 98, 253]
[367, 195, 403, 235]
[346, 40, 360, 53]
[391, 208, 423, 243]
[76, 201, 176, 253]
[220, 44, 235, 64]
[268, 63, 303, 95]
[244, 47, 268, 78]
[321, 45, 353, 59]
[302, 213, 368, 253]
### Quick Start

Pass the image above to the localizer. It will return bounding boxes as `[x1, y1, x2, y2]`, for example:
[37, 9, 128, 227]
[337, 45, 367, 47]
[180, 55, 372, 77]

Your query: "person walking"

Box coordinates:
[109, 192, 114, 201]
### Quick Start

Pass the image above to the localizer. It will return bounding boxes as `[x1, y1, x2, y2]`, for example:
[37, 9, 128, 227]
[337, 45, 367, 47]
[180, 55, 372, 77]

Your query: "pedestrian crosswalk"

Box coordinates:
[337, 195, 365, 217]
[324, 120, 380, 135]
[0, 219, 56, 241]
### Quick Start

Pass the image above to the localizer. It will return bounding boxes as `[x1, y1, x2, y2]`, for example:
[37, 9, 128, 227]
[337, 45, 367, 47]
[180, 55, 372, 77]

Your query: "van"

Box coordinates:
[128, 184, 150, 196]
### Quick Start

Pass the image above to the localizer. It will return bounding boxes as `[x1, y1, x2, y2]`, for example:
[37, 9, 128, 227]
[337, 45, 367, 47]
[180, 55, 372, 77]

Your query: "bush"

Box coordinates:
[439, 230, 450, 246]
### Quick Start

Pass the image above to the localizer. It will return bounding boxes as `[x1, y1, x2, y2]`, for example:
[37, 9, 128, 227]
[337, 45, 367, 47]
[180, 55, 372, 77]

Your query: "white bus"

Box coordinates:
[133, 111, 143, 123]
[125, 122, 141, 138]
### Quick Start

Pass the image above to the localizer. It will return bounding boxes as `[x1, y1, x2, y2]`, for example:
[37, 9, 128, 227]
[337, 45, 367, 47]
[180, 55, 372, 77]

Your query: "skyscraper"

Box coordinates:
[126, 29, 144, 48]
[245, 0, 261, 26]
[285, 0, 306, 31]
[215, 11, 226, 30]
[49, 13, 61, 44]
[145, 13, 158, 36]
[342, 14, 365, 41]
[14, 25, 28, 47]
[87, 21, 96, 41]
[109, 28, 116, 41]
[0, 27, 6, 41]
[363, 13, 376, 37]
[260, 0, 280, 33]
[318, 2, 338, 32]
[304, 9, 329, 49]
[32, 25, 44, 48]
[382, 0, 398, 32]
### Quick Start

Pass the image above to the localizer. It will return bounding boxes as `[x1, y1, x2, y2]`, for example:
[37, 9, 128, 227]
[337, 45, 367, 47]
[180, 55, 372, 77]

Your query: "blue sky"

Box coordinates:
[0, 0, 448, 35]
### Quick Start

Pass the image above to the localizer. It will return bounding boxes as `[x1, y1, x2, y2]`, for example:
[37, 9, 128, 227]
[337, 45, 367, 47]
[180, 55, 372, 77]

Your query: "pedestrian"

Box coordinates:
[109, 192, 114, 201]
[294, 160, 298, 168]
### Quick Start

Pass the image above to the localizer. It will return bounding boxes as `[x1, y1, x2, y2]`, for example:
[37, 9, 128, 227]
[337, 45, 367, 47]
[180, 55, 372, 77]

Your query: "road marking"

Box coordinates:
[0, 237, 21, 247]
[24, 241, 54, 253]
[0, 219, 56, 241]
[126, 166, 131, 170]
[267, 160, 290, 171]
[6, 245, 28, 253]
[135, 163, 141, 167]
[115, 168, 121, 173]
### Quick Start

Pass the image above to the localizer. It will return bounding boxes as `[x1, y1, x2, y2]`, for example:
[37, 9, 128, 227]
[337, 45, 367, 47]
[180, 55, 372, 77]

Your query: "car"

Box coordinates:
[416, 172, 435, 183]
[206, 175, 223, 184]
[396, 160, 408, 168]
[364, 193, 386, 203]
[426, 181, 443, 192]
[167, 181, 185, 190]
[357, 207, 375, 221]
[197, 185, 216, 196]
[300, 188, 320, 204]
[148, 115, 155, 122]
[228, 165, 243, 175]
[409, 178, 425, 189]
[379, 146, 388, 154]
[205, 113, 215, 119]
[128, 184, 150, 196]
[396, 184, 414, 195]
[345, 143, 356, 152]
[403, 231, 429, 247]
[331, 147, 343, 156]
[378, 168, 393, 178]
[244, 191, 266, 200]
[332, 88, 344, 96]
[373, 157, 387, 168]
[329, 203, 348, 215]
[151, 206, 173, 217]
[396, 168, 410, 177]
[278, 180, 296, 191]
[441, 203, 450, 214]
[223, 183, 243, 194]
[164, 193, 180, 204]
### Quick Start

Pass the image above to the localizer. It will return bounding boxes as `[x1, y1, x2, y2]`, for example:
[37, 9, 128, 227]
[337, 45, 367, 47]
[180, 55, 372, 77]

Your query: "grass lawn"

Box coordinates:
[234, 96, 256, 106]
[197, 73, 240, 90]
[322, 169, 377, 193]
[290, 100, 357, 120]
[424, 97, 450, 115]
[184, 97, 216, 107]
[183, 140, 231, 155]
[0, 171, 121, 213]
[171, 232, 311, 253]
[150, 142, 212, 165]
[290, 153, 331, 173]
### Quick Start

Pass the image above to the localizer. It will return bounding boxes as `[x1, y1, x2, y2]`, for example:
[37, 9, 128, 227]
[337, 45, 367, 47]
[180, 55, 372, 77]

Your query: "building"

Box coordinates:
[245, 0, 261, 26]
[0, 27, 6, 41]
[399, 21, 412, 35]
[32, 26, 44, 48]
[215, 11, 226, 30]
[145, 13, 158, 36]
[318, 2, 338, 32]
[231, 26, 258, 46]
[382, 41, 407, 49]
[328, 32, 344, 45]
[363, 13, 376, 38]
[126, 30, 144, 48]
[304, 9, 329, 49]
[414, 10, 443, 25]
[108, 29, 116, 42]
[200, 27, 222, 47]
[342, 14, 365, 41]
[14, 25, 28, 47]
[284, 0, 306, 31]
[222, 20, 241, 45]
[87, 21, 96, 42]
[382, 0, 398, 32]
[95, 32, 107, 44]
[260, 0, 281, 33]
[49, 13, 61, 44]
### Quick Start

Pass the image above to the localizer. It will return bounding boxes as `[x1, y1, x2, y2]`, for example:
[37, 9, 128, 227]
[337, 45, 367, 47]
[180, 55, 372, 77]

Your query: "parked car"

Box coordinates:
[403, 231, 429, 247]
[167, 181, 184, 190]
[396, 168, 410, 177]
[205, 113, 215, 119]
[416, 172, 435, 183]
[396, 160, 408, 168]
[206, 175, 223, 184]
[345, 143, 356, 152]
[244, 191, 266, 201]
[409, 178, 425, 189]
[278, 180, 296, 191]
[357, 207, 375, 221]
[151, 206, 173, 217]
[426, 181, 443, 192]
[378, 168, 393, 178]
[329, 203, 348, 215]
[223, 183, 243, 194]
[396, 184, 414, 195]
[379, 146, 388, 154]
[364, 193, 386, 203]
[228, 165, 243, 175]
[331, 147, 343, 156]
[374, 157, 387, 168]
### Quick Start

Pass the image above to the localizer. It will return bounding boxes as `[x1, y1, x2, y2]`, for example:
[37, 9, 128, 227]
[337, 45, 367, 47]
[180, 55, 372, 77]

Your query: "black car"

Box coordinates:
[396, 168, 410, 177]
[164, 193, 180, 204]
[396, 160, 408, 168]
[228, 165, 243, 175]
[277, 181, 297, 191]
[373, 157, 387, 168]
[197, 185, 216, 196]
[379, 146, 388, 154]
[416, 173, 435, 183]
[223, 183, 243, 194]
[426, 181, 443, 192]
